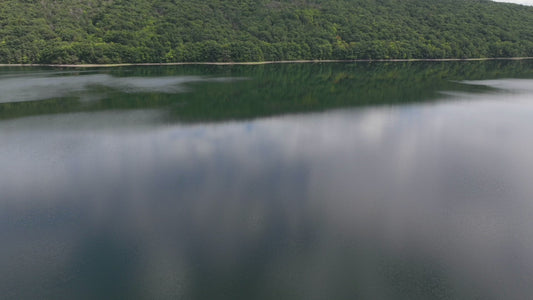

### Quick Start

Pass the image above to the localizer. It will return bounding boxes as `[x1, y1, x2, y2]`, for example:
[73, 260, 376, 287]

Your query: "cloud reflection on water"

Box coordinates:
[0, 73, 244, 103]
[1, 80, 533, 299]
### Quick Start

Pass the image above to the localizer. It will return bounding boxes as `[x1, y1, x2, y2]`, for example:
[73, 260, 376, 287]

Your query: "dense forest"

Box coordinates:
[1, 0, 533, 64]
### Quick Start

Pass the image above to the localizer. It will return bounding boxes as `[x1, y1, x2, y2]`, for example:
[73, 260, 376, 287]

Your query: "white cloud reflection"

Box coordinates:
[0, 73, 243, 103]
[2, 79, 533, 298]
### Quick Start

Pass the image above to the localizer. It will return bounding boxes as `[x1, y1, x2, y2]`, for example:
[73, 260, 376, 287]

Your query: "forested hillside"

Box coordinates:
[1, 0, 533, 64]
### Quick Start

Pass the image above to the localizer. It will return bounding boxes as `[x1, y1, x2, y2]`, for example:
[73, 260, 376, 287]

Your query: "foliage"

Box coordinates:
[1, 0, 533, 63]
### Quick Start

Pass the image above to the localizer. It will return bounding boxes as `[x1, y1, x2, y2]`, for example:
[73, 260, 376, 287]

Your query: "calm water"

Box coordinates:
[1, 62, 533, 299]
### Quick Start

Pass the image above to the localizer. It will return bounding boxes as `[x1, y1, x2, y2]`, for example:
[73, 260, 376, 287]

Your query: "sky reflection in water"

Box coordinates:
[0, 72, 244, 103]
[1, 73, 533, 299]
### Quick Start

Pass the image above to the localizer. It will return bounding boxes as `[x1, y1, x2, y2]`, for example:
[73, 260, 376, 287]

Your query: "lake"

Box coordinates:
[1, 61, 533, 299]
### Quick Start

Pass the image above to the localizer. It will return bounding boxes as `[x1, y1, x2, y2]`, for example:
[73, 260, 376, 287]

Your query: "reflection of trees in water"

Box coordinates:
[4, 79, 533, 299]
[1, 60, 532, 122]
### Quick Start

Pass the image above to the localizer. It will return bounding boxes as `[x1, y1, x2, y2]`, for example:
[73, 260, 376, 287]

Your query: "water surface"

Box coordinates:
[1, 62, 533, 299]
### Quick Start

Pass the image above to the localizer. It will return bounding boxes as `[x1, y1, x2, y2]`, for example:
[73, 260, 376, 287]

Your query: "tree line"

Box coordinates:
[1, 0, 533, 64]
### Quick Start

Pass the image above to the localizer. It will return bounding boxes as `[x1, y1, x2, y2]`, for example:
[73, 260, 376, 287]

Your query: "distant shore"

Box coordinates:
[1, 57, 533, 68]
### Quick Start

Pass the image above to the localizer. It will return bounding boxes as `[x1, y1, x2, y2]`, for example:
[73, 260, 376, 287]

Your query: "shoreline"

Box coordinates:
[1, 57, 533, 68]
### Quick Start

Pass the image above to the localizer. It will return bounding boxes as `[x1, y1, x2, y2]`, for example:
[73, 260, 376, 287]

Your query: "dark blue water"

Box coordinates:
[1, 62, 533, 299]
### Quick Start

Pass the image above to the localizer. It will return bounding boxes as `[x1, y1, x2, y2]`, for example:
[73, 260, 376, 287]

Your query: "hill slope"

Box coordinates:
[1, 0, 533, 63]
